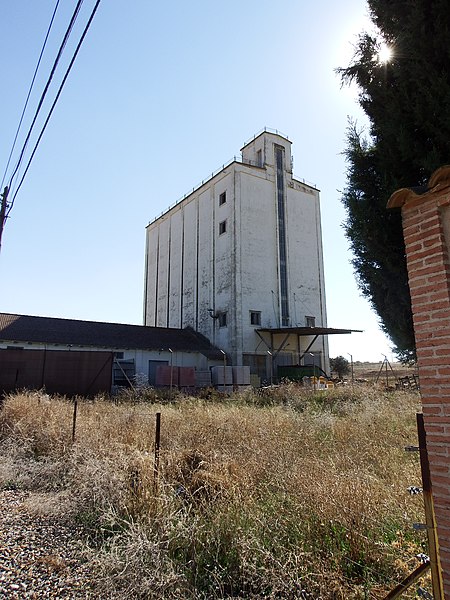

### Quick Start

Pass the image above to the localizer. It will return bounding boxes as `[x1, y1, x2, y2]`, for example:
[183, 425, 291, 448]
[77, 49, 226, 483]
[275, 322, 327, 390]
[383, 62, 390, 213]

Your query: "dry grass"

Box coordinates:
[0, 385, 430, 599]
[351, 361, 418, 385]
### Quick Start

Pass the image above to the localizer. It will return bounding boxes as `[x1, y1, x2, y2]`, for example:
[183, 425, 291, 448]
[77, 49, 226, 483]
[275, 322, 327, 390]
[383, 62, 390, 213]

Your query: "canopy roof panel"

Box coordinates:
[257, 327, 362, 336]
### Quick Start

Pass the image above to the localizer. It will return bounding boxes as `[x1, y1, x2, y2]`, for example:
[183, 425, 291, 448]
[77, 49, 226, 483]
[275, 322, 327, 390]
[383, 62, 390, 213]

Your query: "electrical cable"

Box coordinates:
[6, 0, 85, 196]
[0, 0, 61, 191]
[8, 0, 102, 215]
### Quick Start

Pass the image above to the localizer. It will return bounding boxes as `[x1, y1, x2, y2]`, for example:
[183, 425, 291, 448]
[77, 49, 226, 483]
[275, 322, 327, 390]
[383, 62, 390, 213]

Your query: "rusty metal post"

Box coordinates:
[417, 413, 444, 600]
[153, 412, 161, 493]
[72, 399, 78, 443]
[169, 348, 173, 402]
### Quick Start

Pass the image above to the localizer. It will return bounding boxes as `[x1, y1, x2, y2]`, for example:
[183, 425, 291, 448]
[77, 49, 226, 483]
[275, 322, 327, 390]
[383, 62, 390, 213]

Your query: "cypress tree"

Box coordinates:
[338, 0, 450, 361]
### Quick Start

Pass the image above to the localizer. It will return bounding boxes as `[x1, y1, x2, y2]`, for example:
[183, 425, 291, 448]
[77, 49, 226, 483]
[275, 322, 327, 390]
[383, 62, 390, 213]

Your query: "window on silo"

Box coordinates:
[218, 312, 227, 327]
[250, 311, 261, 326]
[256, 149, 263, 167]
[219, 220, 227, 235]
[305, 316, 316, 327]
[219, 191, 226, 205]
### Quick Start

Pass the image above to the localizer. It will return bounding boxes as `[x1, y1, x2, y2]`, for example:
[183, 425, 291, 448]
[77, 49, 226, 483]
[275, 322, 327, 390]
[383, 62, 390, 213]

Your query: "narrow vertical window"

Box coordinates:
[250, 311, 261, 326]
[275, 145, 289, 326]
[256, 149, 262, 167]
[219, 220, 227, 235]
[218, 312, 227, 327]
[219, 191, 226, 205]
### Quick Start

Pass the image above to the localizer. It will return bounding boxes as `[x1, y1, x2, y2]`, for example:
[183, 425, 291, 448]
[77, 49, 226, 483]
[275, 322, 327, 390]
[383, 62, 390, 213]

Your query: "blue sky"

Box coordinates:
[0, 0, 395, 362]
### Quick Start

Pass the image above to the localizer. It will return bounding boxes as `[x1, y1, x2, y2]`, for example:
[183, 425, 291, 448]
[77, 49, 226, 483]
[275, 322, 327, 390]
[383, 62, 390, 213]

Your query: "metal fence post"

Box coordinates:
[72, 399, 78, 443]
[153, 412, 161, 493]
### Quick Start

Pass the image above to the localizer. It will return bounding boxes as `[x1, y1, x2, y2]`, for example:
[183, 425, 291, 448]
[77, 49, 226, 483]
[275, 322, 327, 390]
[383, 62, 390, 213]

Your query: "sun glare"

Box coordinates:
[378, 43, 393, 64]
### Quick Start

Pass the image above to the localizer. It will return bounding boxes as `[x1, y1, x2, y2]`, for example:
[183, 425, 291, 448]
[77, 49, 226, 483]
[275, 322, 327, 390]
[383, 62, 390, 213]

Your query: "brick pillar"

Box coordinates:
[388, 166, 450, 597]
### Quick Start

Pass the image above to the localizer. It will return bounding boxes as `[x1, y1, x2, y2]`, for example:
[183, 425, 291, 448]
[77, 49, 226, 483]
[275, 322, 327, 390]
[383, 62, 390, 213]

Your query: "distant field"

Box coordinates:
[350, 361, 418, 384]
[0, 385, 429, 599]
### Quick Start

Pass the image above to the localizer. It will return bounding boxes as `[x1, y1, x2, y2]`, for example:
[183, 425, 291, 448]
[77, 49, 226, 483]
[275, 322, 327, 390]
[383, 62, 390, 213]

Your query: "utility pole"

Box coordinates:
[0, 186, 9, 253]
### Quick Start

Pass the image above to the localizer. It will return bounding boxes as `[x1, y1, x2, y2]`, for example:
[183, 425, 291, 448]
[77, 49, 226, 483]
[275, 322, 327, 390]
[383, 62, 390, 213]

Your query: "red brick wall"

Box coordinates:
[389, 180, 450, 596]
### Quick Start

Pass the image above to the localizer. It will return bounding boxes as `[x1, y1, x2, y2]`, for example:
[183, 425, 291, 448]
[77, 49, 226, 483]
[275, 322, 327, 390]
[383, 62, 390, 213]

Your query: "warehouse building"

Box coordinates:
[0, 312, 223, 396]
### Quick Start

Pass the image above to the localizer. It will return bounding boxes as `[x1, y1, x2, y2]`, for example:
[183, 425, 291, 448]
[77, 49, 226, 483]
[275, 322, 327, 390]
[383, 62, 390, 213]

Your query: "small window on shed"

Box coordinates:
[218, 312, 227, 327]
[250, 311, 261, 326]
[305, 316, 316, 327]
[219, 191, 226, 205]
[219, 220, 227, 235]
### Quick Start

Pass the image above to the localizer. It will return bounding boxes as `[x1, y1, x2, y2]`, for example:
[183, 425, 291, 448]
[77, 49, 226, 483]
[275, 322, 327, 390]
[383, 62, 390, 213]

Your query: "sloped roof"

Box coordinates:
[0, 313, 223, 360]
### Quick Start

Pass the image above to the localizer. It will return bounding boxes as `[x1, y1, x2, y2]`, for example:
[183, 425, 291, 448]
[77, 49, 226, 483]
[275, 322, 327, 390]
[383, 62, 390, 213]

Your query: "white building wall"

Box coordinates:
[285, 184, 323, 326]
[238, 168, 279, 351]
[230, 170, 242, 362]
[156, 218, 170, 327]
[181, 197, 198, 330]
[314, 186, 330, 372]
[214, 174, 234, 353]
[197, 187, 215, 341]
[285, 183, 329, 371]
[144, 225, 159, 326]
[168, 208, 183, 328]
[130, 348, 213, 375]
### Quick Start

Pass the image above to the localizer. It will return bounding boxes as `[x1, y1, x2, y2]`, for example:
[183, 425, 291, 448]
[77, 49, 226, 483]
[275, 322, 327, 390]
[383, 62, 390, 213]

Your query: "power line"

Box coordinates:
[0, 1, 102, 253]
[0, 0, 62, 192]
[6, 0, 85, 196]
[8, 0, 102, 215]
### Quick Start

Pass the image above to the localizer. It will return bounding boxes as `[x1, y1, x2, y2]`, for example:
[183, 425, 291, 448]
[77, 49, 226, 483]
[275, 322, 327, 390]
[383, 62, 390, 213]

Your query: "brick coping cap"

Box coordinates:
[387, 165, 450, 208]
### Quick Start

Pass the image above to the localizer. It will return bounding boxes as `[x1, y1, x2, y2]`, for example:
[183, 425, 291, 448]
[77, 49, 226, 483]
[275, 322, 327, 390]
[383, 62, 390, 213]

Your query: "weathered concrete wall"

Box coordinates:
[144, 223, 159, 326]
[388, 168, 450, 597]
[181, 196, 198, 330]
[156, 217, 170, 327]
[168, 207, 183, 329]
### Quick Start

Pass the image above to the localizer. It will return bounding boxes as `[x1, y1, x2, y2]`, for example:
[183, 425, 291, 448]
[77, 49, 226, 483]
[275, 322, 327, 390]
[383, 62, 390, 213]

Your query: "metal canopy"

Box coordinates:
[256, 326, 362, 336]
[255, 326, 363, 361]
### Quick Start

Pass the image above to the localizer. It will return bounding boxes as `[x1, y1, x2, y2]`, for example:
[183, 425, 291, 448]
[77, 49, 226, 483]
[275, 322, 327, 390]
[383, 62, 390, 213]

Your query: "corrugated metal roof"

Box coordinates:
[0, 313, 223, 360]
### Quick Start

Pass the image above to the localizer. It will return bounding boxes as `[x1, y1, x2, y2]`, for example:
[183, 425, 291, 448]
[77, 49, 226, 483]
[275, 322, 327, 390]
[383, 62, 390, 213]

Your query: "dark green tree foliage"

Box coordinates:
[338, 0, 450, 361]
[330, 356, 350, 379]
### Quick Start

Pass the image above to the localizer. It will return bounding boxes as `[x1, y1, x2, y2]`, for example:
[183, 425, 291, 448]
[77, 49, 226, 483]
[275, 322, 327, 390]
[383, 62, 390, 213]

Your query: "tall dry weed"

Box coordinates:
[0, 386, 428, 598]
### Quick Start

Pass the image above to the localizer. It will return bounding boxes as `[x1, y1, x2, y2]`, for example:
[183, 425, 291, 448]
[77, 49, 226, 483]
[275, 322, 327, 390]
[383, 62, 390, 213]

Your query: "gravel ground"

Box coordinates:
[0, 489, 95, 599]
